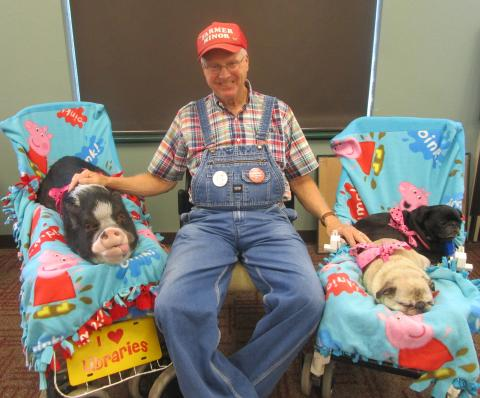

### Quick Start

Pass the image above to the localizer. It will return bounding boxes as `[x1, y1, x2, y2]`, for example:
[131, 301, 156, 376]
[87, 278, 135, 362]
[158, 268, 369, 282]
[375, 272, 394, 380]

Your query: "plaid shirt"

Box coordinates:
[148, 82, 318, 197]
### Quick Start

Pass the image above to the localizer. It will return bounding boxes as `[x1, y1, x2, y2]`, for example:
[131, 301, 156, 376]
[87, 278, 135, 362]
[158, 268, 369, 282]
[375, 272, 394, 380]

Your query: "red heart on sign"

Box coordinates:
[107, 329, 123, 344]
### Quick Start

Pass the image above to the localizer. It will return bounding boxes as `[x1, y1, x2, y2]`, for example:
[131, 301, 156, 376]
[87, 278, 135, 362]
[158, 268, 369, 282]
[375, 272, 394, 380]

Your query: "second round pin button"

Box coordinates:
[248, 168, 265, 183]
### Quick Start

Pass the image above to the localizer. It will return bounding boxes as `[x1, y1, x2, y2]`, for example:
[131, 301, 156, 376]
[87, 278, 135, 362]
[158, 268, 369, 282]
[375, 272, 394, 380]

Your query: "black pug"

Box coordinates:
[354, 205, 462, 263]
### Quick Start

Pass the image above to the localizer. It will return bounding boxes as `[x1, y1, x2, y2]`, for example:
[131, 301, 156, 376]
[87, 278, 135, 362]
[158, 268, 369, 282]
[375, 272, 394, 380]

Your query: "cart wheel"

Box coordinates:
[300, 352, 313, 396]
[147, 365, 181, 398]
[46, 370, 111, 398]
[128, 364, 165, 398]
[128, 365, 145, 398]
[45, 370, 77, 398]
[321, 361, 335, 398]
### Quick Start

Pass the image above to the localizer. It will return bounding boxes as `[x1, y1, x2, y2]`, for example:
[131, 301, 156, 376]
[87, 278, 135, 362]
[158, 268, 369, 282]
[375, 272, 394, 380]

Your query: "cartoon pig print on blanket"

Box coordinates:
[398, 182, 430, 211]
[57, 107, 88, 128]
[343, 182, 369, 221]
[28, 224, 66, 258]
[378, 311, 453, 371]
[138, 229, 158, 242]
[331, 138, 380, 176]
[326, 273, 368, 300]
[331, 138, 362, 159]
[33, 249, 79, 319]
[24, 120, 53, 175]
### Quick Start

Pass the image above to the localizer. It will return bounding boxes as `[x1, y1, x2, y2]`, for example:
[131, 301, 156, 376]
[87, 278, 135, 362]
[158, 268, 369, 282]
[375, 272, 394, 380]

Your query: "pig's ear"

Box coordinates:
[60, 202, 80, 229]
[110, 191, 124, 203]
[62, 197, 81, 217]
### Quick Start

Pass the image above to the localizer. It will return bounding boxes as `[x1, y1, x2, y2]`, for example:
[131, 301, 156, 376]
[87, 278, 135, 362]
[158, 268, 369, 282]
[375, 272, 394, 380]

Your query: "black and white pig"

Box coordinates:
[37, 156, 138, 264]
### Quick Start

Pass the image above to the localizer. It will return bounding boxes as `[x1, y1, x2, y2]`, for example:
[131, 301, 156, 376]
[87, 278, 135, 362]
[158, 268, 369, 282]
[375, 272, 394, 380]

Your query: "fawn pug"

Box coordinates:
[352, 238, 435, 315]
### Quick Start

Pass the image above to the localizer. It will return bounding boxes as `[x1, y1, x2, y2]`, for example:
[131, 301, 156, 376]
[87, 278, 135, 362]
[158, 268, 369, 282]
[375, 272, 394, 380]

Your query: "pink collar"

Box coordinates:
[48, 185, 70, 215]
[388, 207, 430, 249]
[350, 240, 412, 270]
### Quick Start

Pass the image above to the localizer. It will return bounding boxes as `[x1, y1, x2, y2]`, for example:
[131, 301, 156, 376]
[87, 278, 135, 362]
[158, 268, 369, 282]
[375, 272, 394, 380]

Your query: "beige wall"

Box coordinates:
[1, 0, 72, 234]
[1, 0, 480, 236]
[374, 0, 480, 180]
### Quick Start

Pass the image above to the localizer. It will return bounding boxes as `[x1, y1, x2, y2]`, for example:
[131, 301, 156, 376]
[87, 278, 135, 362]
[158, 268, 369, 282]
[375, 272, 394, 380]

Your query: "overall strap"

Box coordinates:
[196, 98, 214, 147]
[257, 95, 276, 142]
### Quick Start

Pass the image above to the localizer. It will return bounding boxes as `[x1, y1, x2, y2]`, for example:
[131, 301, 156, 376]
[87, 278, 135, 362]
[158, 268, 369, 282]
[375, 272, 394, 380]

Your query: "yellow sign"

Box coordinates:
[66, 317, 162, 386]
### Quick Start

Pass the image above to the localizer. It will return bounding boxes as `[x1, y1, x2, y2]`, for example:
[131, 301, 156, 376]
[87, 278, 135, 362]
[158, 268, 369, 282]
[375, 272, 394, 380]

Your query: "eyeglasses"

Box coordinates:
[203, 56, 245, 74]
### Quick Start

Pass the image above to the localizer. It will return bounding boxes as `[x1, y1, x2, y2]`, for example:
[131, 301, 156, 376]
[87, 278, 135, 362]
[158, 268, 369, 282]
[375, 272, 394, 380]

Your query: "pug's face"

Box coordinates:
[376, 276, 435, 315]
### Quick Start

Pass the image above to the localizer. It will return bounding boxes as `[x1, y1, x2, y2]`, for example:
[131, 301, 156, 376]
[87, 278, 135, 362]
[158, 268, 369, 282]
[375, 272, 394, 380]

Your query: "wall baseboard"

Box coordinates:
[0, 230, 317, 250]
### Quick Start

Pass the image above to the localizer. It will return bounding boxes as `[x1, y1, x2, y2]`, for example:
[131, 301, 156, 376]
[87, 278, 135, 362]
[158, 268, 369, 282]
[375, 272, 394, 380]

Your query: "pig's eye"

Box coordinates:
[116, 213, 127, 223]
[84, 222, 98, 232]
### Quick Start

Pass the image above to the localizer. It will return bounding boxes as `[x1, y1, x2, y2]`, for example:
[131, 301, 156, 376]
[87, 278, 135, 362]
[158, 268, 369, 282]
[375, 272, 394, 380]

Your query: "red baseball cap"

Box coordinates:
[196, 22, 248, 58]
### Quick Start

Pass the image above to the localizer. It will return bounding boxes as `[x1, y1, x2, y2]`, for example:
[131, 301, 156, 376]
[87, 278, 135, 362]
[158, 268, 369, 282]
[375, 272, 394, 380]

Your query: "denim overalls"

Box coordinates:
[191, 96, 284, 210]
[154, 96, 324, 398]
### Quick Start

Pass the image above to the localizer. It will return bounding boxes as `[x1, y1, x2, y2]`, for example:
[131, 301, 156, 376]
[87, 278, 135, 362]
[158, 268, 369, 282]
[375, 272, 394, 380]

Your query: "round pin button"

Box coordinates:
[248, 168, 265, 183]
[212, 171, 228, 187]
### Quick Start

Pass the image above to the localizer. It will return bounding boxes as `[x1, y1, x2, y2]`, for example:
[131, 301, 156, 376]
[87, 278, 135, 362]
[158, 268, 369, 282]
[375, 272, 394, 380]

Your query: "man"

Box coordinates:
[70, 21, 369, 397]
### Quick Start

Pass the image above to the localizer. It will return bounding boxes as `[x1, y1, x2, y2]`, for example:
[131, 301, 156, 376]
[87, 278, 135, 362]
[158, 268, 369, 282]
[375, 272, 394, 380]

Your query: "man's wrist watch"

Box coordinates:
[320, 211, 336, 227]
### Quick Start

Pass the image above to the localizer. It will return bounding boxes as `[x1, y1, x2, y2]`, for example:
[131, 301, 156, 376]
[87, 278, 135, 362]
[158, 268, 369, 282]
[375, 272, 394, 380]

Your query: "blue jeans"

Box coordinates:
[154, 205, 325, 397]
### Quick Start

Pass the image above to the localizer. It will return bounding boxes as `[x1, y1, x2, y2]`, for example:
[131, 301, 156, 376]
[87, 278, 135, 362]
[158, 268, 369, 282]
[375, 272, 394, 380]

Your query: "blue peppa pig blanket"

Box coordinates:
[1, 102, 168, 389]
[316, 248, 480, 397]
[315, 117, 479, 397]
[330, 116, 466, 245]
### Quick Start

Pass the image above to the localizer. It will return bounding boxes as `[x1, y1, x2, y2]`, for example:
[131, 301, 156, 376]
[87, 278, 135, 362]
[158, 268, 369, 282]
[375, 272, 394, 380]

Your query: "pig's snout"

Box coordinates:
[100, 227, 124, 247]
[92, 227, 132, 264]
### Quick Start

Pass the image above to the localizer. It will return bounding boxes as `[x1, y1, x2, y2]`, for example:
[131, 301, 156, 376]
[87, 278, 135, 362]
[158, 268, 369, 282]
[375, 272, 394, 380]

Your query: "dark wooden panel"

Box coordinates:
[69, 0, 377, 133]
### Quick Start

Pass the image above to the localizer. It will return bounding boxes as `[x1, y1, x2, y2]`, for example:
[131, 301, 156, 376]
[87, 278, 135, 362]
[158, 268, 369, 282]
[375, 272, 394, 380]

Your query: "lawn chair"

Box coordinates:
[1, 102, 176, 397]
[302, 117, 480, 398]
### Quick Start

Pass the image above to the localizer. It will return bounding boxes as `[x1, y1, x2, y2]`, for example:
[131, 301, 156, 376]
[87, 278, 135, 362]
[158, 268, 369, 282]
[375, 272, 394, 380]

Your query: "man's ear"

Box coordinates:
[376, 284, 397, 299]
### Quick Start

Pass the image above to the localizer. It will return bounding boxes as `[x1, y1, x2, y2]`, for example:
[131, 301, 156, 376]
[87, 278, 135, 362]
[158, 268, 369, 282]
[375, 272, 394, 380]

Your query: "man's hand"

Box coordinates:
[325, 216, 370, 246]
[68, 169, 109, 191]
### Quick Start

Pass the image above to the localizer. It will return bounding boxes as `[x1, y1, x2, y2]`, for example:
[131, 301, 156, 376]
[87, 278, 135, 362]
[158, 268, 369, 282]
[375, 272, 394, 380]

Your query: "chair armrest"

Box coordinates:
[178, 189, 192, 216]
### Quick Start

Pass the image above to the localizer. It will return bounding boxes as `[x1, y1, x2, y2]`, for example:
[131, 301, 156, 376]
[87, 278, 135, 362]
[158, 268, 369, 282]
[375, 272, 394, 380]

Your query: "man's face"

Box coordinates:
[202, 49, 249, 103]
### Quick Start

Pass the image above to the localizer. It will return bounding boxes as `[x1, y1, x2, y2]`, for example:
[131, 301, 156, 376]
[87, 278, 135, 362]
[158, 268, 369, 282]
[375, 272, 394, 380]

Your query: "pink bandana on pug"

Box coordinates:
[388, 207, 418, 246]
[388, 207, 431, 249]
[350, 240, 412, 270]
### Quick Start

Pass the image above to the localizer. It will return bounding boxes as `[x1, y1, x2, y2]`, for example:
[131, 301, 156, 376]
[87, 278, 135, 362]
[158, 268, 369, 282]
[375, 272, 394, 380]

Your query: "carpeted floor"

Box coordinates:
[0, 243, 479, 398]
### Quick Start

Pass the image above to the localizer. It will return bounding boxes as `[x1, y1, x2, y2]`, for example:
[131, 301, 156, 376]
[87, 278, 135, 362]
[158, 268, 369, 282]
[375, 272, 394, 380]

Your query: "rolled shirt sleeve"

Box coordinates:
[282, 105, 318, 180]
[148, 113, 188, 181]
